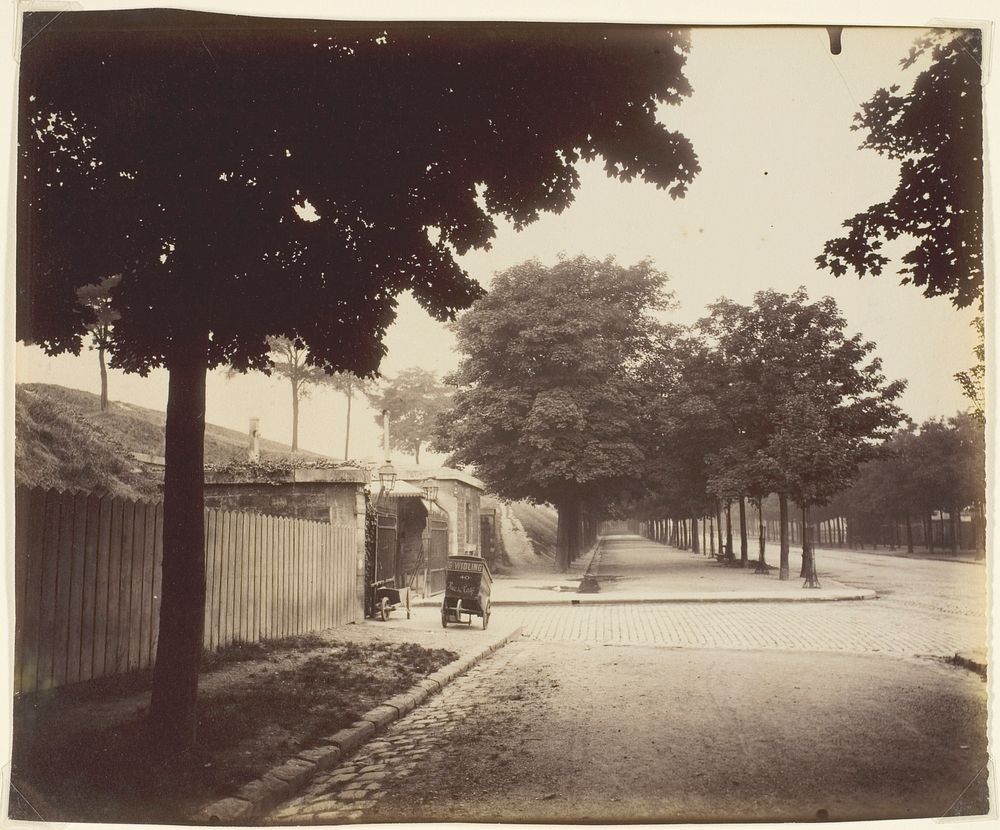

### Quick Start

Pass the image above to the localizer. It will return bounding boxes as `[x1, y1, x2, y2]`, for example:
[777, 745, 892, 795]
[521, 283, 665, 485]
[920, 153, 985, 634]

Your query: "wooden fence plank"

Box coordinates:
[203, 509, 217, 650]
[51, 492, 76, 689]
[248, 513, 260, 643]
[79, 495, 102, 683]
[25, 488, 55, 694]
[139, 502, 157, 670]
[212, 507, 226, 649]
[240, 512, 252, 641]
[267, 514, 277, 639]
[127, 501, 147, 672]
[150, 503, 164, 664]
[280, 517, 290, 639]
[220, 510, 234, 647]
[103, 498, 125, 677]
[114, 499, 135, 676]
[65, 491, 90, 685]
[93, 496, 114, 679]
[14, 487, 31, 695]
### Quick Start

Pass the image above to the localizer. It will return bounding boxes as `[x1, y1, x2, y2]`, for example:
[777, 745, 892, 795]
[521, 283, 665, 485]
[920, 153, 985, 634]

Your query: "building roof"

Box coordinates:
[392, 465, 485, 491]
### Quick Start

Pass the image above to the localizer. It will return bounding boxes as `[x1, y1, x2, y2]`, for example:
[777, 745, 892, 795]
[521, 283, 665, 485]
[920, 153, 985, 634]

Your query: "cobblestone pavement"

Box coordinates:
[265, 585, 988, 824]
[266, 662, 496, 824]
[513, 598, 985, 657]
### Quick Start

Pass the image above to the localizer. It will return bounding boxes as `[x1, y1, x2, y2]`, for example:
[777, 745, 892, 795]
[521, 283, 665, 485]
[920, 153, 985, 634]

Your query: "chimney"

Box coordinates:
[249, 417, 261, 463]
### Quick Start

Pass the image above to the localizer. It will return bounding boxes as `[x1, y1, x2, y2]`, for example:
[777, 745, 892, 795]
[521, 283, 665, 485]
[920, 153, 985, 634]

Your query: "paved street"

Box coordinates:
[265, 536, 990, 824]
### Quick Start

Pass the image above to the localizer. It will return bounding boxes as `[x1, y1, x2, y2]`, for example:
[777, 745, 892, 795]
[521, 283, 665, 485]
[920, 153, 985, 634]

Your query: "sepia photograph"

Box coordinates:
[3, 1, 994, 826]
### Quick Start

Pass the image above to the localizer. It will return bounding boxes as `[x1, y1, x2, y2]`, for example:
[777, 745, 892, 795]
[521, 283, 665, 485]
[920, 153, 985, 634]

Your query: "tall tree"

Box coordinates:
[17, 10, 699, 749]
[438, 256, 672, 570]
[368, 368, 452, 464]
[321, 372, 373, 460]
[75, 273, 122, 412]
[266, 336, 327, 452]
[817, 29, 984, 309]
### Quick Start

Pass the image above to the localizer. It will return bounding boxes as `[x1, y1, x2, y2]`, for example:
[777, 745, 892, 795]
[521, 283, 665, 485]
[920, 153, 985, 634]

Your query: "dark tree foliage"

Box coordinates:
[17, 9, 699, 749]
[437, 256, 672, 570]
[817, 29, 983, 308]
[633, 332, 729, 529]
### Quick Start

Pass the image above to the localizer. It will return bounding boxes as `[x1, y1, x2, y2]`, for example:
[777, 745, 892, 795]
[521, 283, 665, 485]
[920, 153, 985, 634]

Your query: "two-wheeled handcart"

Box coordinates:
[368, 577, 411, 622]
[441, 554, 492, 629]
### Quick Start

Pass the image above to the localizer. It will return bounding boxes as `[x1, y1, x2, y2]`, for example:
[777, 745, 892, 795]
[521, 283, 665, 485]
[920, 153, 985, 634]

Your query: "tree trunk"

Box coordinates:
[555, 496, 580, 571]
[290, 377, 300, 452]
[724, 500, 733, 559]
[691, 515, 699, 554]
[757, 497, 766, 565]
[738, 497, 748, 566]
[415, 440, 422, 465]
[715, 502, 723, 556]
[709, 516, 716, 555]
[905, 510, 914, 553]
[778, 493, 790, 580]
[799, 507, 809, 577]
[950, 507, 960, 554]
[928, 513, 935, 553]
[343, 385, 353, 459]
[98, 342, 109, 412]
[148, 335, 208, 753]
[975, 502, 986, 560]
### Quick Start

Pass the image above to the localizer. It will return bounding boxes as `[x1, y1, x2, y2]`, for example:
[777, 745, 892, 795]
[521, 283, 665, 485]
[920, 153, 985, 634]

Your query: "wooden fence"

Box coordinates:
[14, 486, 360, 696]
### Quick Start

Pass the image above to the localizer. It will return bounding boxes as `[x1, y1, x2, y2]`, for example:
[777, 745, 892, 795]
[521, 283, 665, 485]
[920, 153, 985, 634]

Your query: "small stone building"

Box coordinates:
[203, 462, 369, 613]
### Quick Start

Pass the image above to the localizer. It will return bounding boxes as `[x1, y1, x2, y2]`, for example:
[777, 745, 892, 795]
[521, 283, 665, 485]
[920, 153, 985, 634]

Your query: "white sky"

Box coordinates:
[5, 6, 995, 469]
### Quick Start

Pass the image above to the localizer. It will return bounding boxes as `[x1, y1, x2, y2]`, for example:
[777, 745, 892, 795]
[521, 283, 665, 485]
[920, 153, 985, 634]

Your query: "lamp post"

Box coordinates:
[377, 409, 396, 498]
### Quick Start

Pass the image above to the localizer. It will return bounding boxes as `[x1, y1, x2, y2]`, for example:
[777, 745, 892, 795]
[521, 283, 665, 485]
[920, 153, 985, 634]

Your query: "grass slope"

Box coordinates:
[15, 383, 331, 500]
[510, 502, 558, 558]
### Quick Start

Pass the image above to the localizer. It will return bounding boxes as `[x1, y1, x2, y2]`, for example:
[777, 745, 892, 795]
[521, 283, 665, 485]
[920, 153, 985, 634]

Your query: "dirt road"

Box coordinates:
[268, 614, 987, 824]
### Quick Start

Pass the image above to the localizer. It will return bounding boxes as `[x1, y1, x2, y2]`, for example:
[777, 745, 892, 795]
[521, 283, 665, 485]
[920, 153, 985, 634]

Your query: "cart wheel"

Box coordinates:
[441, 599, 448, 628]
[379, 597, 390, 622]
[482, 602, 490, 630]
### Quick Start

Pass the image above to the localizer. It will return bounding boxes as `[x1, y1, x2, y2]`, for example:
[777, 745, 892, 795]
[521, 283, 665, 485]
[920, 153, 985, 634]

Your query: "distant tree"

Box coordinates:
[817, 29, 984, 309]
[321, 372, 373, 460]
[699, 289, 906, 578]
[75, 274, 122, 412]
[18, 10, 699, 749]
[368, 368, 451, 464]
[438, 256, 672, 570]
[266, 337, 327, 452]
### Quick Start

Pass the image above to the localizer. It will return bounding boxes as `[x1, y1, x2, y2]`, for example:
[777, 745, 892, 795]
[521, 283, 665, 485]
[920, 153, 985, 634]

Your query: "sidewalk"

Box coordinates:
[414, 534, 877, 606]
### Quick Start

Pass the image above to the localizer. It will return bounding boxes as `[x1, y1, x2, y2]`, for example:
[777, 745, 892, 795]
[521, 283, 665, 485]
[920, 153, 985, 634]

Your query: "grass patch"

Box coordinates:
[11, 637, 457, 824]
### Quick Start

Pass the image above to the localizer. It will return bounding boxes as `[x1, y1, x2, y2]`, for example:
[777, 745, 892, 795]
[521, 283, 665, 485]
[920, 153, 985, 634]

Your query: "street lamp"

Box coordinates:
[378, 461, 397, 492]
[421, 479, 439, 503]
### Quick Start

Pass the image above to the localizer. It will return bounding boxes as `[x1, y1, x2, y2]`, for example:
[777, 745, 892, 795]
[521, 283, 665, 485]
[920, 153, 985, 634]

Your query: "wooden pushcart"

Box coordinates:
[369, 577, 411, 621]
[441, 554, 492, 629]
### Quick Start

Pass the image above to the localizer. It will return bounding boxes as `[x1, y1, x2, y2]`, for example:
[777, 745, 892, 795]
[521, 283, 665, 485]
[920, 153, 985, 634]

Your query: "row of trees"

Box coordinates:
[821, 414, 986, 556]
[434, 260, 909, 576]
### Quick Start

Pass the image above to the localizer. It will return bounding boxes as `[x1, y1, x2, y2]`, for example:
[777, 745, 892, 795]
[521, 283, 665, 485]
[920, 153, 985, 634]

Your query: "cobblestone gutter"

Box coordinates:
[191, 626, 523, 824]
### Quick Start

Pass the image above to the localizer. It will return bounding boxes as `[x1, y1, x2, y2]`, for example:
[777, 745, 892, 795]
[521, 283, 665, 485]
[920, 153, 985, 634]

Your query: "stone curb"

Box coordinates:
[190, 625, 524, 825]
[412, 589, 879, 607]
